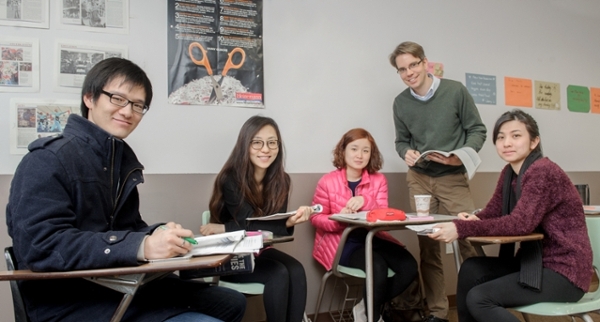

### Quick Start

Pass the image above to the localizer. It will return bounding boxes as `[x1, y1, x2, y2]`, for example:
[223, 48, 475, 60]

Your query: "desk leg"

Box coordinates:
[365, 229, 374, 322]
[452, 240, 461, 272]
[85, 273, 152, 322]
[110, 292, 137, 322]
[365, 228, 386, 322]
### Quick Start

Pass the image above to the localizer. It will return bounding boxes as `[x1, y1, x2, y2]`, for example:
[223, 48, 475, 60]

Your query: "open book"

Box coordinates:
[415, 147, 481, 180]
[189, 230, 263, 256]
[246, 204, 323, 221]
[147, 231, 263, 262]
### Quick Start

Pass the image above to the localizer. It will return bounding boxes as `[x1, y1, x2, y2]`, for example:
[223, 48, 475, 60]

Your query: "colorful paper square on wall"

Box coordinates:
[466, 73, 496, 105]
[567, 85, 590, 113]
[505, 77, 532, 107]
[591, 88, 600, 114]
[534, 81, 560, 110]
[427, 62, 444, 78]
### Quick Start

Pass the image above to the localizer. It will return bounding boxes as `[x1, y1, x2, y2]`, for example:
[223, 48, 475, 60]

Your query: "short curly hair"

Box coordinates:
[332, 128, 383, 173]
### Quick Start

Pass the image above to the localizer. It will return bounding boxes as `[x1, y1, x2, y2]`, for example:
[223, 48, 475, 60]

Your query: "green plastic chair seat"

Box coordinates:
[512, 216, 600, 321]
[218, 280, 264, 295]
[337, 265, 395, 278]
[513, 290, 600, 315]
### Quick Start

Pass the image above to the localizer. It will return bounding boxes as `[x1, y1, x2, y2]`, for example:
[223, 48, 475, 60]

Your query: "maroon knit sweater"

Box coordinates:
[455, 157, 593, 291]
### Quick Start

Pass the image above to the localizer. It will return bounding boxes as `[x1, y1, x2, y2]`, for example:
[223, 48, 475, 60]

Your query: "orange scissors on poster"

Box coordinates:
[188, 42, 223, 102]
[209, 47, 246, 103]
[188, 43, 246, 103]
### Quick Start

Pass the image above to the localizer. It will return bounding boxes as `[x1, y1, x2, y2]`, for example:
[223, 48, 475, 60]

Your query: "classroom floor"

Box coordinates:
[311, 309, 600, 322]
[446, 309, 600, 322]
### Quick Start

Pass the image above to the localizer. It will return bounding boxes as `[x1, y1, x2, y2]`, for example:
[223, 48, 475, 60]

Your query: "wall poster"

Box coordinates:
[167, 0, 264, 108]
[9, 98, 80, 154]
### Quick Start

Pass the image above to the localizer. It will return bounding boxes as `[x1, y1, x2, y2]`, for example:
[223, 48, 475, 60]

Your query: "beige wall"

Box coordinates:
[1, 172, 598, 321]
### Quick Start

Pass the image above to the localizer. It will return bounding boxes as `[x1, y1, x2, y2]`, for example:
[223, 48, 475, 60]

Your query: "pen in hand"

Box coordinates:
[464, 208, 482, 219]
[159, 225, 198, 245]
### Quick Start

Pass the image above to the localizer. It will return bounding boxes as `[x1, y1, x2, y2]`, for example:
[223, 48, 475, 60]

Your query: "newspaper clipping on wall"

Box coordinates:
[167, 0, 264, 108]
[0, 36, 40, 92]
[60, 0, 128, 34]
[0, 0, 49, 28]
[10, 98, 80, 154]
[55, 40, 127, 93]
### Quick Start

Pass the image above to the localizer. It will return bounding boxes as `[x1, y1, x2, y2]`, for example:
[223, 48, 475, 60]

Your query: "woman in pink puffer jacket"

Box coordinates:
[310, 128, 418, 322]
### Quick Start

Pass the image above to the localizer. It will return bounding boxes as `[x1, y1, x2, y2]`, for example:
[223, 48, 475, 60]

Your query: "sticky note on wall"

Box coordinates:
[567, 85, 590, 113]
[505, 77, 532, 107]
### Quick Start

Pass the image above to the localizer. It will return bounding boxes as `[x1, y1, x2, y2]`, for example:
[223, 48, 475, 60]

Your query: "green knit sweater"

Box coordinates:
[393, 78, 487, 177]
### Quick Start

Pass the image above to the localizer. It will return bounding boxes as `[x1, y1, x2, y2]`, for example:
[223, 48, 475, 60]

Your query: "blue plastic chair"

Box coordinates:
[511, 215, 600, 322]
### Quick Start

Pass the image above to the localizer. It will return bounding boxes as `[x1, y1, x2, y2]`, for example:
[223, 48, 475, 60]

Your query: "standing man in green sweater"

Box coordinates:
[389, 41, 487, 322]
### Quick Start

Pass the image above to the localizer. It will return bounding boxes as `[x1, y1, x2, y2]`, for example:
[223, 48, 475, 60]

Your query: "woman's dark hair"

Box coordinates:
[332, 128, 383, 173]
[80, 57, 153, 118]
[209, 116, 290, 222]
[493, 109, 542, 154]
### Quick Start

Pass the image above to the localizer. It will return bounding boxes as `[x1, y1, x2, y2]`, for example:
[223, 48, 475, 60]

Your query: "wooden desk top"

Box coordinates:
[0, 254, 231, 281]
[466, 233, 544, 244]
[264, 235, 294, 246]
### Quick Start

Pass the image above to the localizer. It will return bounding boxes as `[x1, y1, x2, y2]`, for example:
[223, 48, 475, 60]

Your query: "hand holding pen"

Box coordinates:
[458, 208, 482, 221]
[286, 204, 323, 227]
[159, 225, 198, 245]
[144, 222, 196, 260]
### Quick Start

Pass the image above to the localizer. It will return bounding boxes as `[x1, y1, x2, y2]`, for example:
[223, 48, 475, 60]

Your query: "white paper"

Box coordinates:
[190, 231, 263, 256]
[0, 36, 40, 92]
[0, 0, 49, 28]
[9, 98, 80, 154]
[246, 204, 323, 221]
[584, 205, 600, 214]
[55, 39, 128, 93]
[330, 211, 368, 221]
[415, 147, 481, 180]
[405, 224, 438, 233]
[59, 0, 129, 34]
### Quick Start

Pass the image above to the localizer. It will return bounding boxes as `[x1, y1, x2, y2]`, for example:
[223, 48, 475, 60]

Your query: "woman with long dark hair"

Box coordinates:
[201, 115, 313, 322]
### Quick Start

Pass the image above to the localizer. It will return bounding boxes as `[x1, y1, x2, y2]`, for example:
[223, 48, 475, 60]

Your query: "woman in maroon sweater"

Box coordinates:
[429, 109, 593, 322]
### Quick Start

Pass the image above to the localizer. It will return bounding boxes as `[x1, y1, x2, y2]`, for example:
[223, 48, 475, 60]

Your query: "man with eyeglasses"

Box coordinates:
[6, 57, 246, 322]
[389, 41, 487, 322]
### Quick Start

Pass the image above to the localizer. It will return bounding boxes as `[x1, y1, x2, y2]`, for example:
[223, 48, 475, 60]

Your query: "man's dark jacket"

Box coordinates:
[6, 114, 190, 322]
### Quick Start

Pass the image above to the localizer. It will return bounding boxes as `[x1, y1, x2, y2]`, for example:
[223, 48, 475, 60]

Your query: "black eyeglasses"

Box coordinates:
[397, 59, 423, 75]
[101, 90, 149, 115]
[251, 140, 279, 150]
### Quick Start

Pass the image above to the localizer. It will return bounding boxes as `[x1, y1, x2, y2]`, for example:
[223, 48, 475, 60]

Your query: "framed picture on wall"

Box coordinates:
[0, 0, 50, 29]
[58, 0, 129, 34]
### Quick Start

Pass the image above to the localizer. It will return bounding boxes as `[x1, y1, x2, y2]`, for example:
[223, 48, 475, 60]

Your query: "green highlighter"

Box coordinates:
[159, 225, 198, 245]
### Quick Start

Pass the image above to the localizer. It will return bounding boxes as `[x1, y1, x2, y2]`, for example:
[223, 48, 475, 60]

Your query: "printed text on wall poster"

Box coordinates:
[167, 0, 264, 108]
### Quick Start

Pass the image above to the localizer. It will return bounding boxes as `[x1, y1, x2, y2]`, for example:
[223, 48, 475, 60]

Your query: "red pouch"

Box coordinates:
[366, 208, 406, 222]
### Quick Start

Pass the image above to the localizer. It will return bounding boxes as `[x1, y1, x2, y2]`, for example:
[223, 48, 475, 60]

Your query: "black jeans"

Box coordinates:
[457, 256, 584, 322]
[221, 248, 307, 322]
[348, 237, 419, 319]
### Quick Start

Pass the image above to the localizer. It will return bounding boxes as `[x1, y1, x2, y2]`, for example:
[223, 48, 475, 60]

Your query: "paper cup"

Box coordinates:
[414, 194, 431, 216]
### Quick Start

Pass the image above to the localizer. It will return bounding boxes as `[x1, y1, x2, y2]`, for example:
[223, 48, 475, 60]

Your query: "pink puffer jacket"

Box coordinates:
[310, 168, 402, 270]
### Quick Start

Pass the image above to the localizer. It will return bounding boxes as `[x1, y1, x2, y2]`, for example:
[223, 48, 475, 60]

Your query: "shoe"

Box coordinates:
[352, 299, 366, 322]
[422, 315, 449, 322]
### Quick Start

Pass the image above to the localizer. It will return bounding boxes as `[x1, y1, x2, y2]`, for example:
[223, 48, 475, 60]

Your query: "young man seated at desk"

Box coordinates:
[5, 58, 246, 322]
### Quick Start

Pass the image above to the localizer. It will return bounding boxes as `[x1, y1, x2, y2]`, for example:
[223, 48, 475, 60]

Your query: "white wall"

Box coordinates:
[1, 0, 600, 175]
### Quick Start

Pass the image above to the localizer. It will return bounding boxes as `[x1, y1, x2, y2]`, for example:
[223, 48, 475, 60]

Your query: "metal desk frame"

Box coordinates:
[0, 254, 232, 322]
[330, 214, 457, 322]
